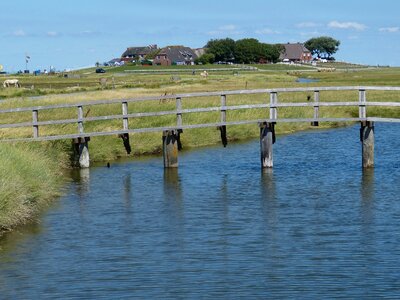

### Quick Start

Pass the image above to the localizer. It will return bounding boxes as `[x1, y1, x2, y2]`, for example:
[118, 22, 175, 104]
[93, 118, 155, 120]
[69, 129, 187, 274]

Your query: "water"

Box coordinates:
[296, 77, 320, 83]
[1, 124, 400, 299]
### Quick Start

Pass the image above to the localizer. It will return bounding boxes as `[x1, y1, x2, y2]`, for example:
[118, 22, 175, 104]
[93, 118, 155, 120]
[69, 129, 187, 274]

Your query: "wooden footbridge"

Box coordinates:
[1, 86, 400, 168]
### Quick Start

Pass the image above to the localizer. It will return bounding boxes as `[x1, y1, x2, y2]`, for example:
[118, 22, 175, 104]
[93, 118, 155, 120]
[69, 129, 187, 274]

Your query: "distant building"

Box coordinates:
[106, 58, 124, 66]
[153, 46, 198, 66]
[121, 45, 158, 62]
[193, 48, 206, 58]
[280, 43, 312, 63]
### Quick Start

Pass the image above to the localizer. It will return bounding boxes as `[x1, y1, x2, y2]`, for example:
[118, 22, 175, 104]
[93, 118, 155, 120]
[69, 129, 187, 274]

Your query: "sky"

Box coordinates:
[1, 0, 400, 72]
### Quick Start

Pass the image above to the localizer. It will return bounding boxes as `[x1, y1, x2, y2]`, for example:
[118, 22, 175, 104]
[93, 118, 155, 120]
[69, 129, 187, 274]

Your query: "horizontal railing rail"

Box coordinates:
[0, 86, 399, 142]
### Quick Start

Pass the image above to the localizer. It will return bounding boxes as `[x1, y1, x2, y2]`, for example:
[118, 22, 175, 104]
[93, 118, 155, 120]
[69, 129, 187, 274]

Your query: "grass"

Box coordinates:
[1, 64, 400, 235]
[0, 142, 67, 233]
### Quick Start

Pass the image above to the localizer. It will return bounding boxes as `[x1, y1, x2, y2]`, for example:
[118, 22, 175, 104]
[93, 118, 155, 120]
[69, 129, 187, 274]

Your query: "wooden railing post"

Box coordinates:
[122, 101, 128, 130]
[75, 105, 90, 168]
[359, 89, 366, 119]
[219, 94, 228, 147]
[77, 105, 84, 134]
[32, 110, 39, 138]
[175, 97, 183, 150]
[119, 101, 132, 154]
[312, 90, 319, 126]
[176, 97, 182, 128]
[270, 92, 278, 120]
[221, 94, 227, 123]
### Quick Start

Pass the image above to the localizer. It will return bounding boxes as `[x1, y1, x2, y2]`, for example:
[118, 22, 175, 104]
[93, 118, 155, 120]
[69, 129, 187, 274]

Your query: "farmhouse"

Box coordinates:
[153, 46, 198, 66]
[121, 45, 158, 62]
[280, 43, 312, 63]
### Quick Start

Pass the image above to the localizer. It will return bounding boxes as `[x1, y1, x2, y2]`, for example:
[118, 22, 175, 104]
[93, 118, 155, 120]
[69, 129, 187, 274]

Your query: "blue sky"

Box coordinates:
[1, 0, 400, 71]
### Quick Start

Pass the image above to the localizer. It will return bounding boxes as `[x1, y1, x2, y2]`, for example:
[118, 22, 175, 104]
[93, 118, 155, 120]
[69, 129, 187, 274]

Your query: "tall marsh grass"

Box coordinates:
[0, 143, 66, 233]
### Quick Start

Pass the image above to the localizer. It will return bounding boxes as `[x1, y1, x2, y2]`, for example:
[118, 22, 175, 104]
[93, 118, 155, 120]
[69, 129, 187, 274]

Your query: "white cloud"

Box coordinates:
[207, 24, 243, 36]
[47, 31, 58, 37]
[219, 25, 236, 31]
[348, 35, 359, 40]
[300, 30, 326, 40]
[379, 27, 399, 33]
[12, 29, 26, 37]
[296, 22, 320, 28]
[255, 28, 280, 34]
[328, 21, 366, 31]
[299, 31, 321, 37]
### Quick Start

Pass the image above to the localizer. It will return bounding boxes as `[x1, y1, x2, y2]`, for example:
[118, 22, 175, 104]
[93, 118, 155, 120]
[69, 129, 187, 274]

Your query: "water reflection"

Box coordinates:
[163, 168, 184, 223]
[360, 169, 375, 224]
[70, 168, 91, 196]
[260, 168, 277, 227]
[163, 169, 182, 202]
[261, 168, 275, 195]
[361, 169, 375, 201]
[123, 173, 132, 211]
[0, 222, 42, 253]
[70, 168, 91, 218]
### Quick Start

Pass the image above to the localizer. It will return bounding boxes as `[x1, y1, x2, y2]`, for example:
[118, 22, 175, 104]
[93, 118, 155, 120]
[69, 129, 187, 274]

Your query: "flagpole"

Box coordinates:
[25, 53, 30, 72]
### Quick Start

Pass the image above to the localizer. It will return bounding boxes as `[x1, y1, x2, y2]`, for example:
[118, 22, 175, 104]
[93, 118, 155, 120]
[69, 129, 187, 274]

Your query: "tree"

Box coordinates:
[304, 36, 340, 59]
[234, 38, 263, 63]
[205, 38, 235, 62]
[261, 43, 283, 63]
[195, 53, 215, 65]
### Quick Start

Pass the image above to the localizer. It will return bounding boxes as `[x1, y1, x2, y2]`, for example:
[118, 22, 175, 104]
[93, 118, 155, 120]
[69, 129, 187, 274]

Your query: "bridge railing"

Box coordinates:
[0, 86, 400, 143]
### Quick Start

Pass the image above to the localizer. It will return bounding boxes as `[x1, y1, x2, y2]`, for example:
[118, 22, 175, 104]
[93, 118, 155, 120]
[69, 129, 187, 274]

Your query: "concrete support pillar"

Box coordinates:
[163, 130, 178, 168]
[260, 122, 275, 168]
[73, 137, 90, 168]
[360, 121, 374, 168]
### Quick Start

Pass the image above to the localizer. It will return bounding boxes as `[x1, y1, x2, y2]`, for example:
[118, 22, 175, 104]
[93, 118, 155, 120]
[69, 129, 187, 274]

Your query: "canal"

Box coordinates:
[1, 124, 400, 298]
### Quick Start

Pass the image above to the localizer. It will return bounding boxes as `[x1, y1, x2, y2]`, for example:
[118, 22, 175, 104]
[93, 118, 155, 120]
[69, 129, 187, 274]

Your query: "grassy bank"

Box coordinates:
[1, 64, 400, 234]
[0, 142, 69, 234]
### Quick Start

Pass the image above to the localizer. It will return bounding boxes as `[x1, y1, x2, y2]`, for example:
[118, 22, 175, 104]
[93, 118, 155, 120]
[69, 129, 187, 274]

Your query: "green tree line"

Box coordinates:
[196, 38, 283, 64]
[197, 36, 340, 64]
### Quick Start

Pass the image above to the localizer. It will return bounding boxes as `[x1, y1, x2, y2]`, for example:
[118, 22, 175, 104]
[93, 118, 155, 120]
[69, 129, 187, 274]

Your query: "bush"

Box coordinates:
[195, 53, 215, 65]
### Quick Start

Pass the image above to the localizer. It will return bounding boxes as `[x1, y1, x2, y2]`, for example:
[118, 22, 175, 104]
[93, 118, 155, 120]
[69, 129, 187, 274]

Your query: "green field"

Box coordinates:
[1, 63, 400, 234]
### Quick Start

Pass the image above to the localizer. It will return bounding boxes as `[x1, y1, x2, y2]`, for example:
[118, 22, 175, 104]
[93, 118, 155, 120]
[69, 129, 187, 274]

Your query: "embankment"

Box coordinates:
[0, 142, 68, 235]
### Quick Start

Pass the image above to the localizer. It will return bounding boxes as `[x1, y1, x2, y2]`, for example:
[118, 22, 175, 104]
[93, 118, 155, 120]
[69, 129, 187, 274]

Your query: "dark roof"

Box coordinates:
[158, 46, 198, 62]
[108, 58, 122, 63]
[279, 43, 310, 60]
[121, 45, 158, 57]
